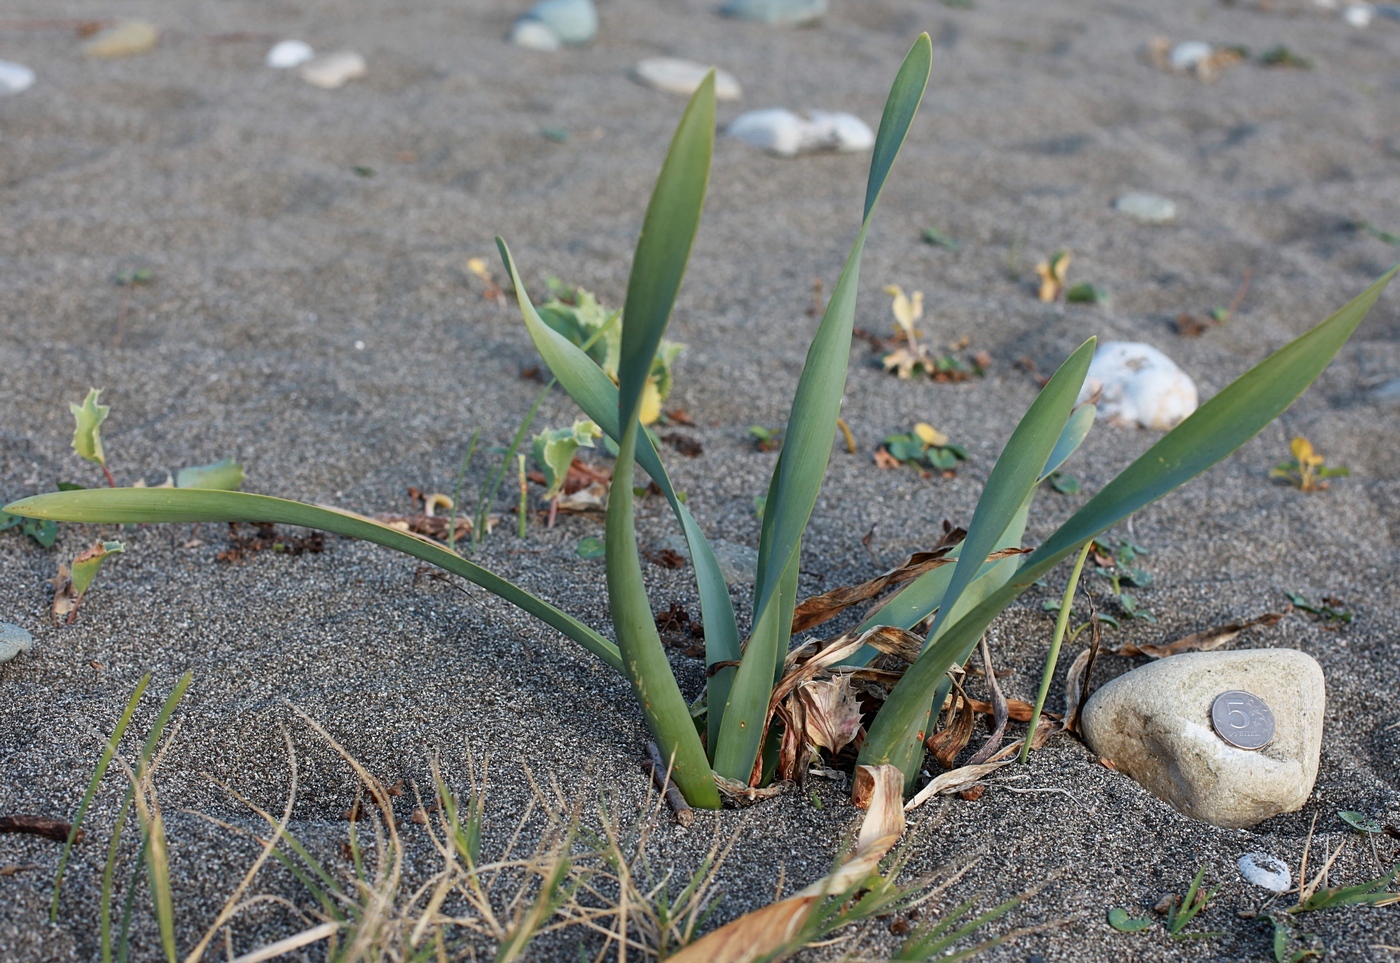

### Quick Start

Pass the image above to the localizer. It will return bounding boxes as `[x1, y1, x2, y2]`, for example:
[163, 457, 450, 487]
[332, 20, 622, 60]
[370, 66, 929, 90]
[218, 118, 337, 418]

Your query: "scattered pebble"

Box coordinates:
[266, 39, 315, 69]
[1344, 2, 1376, 26]
[300, 51, 367, 90]
[1113, 192, 1177, 225]
[0, 623, 33, 663]
[1077, 341, 1198, 430]
[82, 19, 160, 59]
[510, 0, 598, 49]
[719, 0, 827, 26]
[633, 58, 742, 100]
[728, 109, 873, 157]
[1169, 41, 1212, 71]
[1239, 853, 1292, 893]
[0, 60, 35, 96]
[1370, 376, 1400, 405]
[1080, 649, 1326, 828]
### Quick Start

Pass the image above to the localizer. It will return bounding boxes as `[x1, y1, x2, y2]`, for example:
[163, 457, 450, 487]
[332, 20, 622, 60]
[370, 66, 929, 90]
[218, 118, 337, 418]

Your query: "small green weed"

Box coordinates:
[1271, 436, 1349, 492]
[1287, 591, 1352, 624]
[880, 423, 968, 474]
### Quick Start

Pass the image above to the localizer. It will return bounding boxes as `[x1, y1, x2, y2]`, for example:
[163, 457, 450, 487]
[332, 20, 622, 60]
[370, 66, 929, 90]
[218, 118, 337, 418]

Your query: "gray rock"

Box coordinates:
[658, 536, 758, 587]
[1080, 649, 1325, 829]
[720, 0, 827, 25]
[1369, 377, 1400, 406]
[0, 622, 34, 663]
[1238, 852, 1291, 893]
[1113, 192, 1177, 225]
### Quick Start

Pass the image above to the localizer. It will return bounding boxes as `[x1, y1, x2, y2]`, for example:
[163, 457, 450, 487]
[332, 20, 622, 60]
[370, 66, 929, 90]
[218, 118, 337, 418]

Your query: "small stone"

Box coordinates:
[728, 109, 874, 157]
[515, 0, 598, 46]
[0, 60, 36, 95]
[1113, 192, 1177, 225]
[633, 58, 743, 101]
[1344, 2, 1376, 26]
[82, 19, 160, 59]
[720, 0, 828, 25]
[1080, 649, 1326, 829]
[1370, 377, 1400, 406]
[1076, 341, 1198, 430]
[300, 52, 367, 90]
[1239, 852, 1292, 893]
[266, 40, 315, 69]
[509, 19, 561, 50]
[1169, 41, 1213, 71]
[0, 623, 34, 663]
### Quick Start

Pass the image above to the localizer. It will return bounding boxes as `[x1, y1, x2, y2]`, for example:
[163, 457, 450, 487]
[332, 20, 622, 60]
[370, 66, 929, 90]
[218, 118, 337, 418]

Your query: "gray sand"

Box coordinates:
[2, 0, 1399, 959]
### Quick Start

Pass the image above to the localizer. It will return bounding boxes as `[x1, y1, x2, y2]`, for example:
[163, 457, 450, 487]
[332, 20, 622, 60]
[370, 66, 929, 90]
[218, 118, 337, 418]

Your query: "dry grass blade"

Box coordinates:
[229, 921, 339, 963]
[927, 679, 978, 771]
[903, 762, 1012, 812]
[669, 765, 905, 963]
[967, 638, 1010, 766]
[790, 543, 960, 634]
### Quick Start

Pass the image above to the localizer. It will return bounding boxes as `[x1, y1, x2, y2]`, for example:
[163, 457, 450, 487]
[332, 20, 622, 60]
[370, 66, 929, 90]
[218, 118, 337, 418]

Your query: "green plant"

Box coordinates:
[881, 423, 969, 473]
[1090, 537, 1155, 624]
[6, 34, 1397, 808]
[1271, 436, 1349, 492]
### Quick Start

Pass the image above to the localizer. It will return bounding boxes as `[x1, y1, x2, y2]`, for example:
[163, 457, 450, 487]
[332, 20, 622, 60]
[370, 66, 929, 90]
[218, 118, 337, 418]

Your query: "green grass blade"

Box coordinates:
[751, 33, 932, 629]
[921, 338, 1094, 648]
[51, 674, 151, 921]
[477, 378, 553, 549]
[713, 35, 930, 782]
[115, 827, 149, 963]
[861, 268, 1397, 786]
[4, 489, 623, 674]
[607, 420, 720, 807]
[616, 73, 715, 426]
[145, 810, 176, 963]
[497, 239, 742, 742]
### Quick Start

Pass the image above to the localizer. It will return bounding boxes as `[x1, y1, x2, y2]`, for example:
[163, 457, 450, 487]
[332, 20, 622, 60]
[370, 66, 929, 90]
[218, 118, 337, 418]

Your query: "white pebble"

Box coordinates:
[728, 109, 873, 157]
[633, 58, 743, 101]
[509, 19, 562, 51]
[1113, 192, 1177, 225]
[1170, 41, 1213, 71]
[1076, 341, 1198, 430]
[266, 40, 315, 69]
[0, 60, 35, 95]
[1239, 852, 1292, 893]
[300, 51, 366, 89]
[1344, 2, 1375, 26]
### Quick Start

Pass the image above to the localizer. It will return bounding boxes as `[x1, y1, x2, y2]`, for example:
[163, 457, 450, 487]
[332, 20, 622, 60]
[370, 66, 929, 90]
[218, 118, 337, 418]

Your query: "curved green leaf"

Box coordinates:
[860, 267, 1397, 787]
[498, 238, 743, 751]
[4, 488, 623, 673]
[712, 34, 932, 783]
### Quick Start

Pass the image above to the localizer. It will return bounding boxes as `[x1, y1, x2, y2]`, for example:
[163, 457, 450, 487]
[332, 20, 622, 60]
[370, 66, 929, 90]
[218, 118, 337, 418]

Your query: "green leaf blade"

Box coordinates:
[5, 488, 624, 673]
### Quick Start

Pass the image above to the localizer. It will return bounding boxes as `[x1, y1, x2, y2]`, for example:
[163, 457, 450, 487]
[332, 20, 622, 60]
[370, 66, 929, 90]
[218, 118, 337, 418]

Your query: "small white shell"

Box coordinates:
[1077, 341, 1198, 430]
[1239, 852, 1292, 893]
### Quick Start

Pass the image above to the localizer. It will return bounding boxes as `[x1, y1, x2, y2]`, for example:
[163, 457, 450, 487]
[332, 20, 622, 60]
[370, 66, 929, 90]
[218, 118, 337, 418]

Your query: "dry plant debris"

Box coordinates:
[868, 286, 989, 381]
[50, 539, 124, 624]
[1271, 436, 1350, 492]
[216, 522, 324, 562]
[0, 814, 80, 843]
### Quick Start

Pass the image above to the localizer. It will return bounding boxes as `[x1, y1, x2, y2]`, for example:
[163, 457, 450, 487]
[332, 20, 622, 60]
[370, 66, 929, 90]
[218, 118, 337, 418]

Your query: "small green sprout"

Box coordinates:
[1065, 282, 1109, 305]
[1358, 220, 1400, 246]
[70, 388, 115, 487]
[112, 268, 153, 287]
[1106, 907, 1152, 932]
[920, 226, 959, 249]
[1338, 810, 1383, 834]
[53, 540, 125, 624]
[880, 423, 968, 474]
[1092, 537, 1155, 623]
[1269, 915, 1324, 962]
[1290, 865, 1397, 913]
[0, 511, 59, 548]
[576, 536, 605, 559]
[175, 458, 245, 491]
[1287, 591, 1352, 624]
[352, 165, 375, 177]
[1046, 471, 1080, 494]
[531, 420, 602, 503]
[1259, 45, 1312, 69]
[748, 425, 782, 452]
[1165, 865, 1223, 939]
[1271, 436, 1349, 492]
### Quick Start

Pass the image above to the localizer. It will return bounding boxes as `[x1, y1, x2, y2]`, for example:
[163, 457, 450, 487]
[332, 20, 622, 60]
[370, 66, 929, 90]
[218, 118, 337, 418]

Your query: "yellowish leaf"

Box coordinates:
[1035, 250, 1070, 302]
[69, 389, 110, 468]
[639, 378, 663, 426]
[883, 284, 923, 338]
[914, 422, 948, 448]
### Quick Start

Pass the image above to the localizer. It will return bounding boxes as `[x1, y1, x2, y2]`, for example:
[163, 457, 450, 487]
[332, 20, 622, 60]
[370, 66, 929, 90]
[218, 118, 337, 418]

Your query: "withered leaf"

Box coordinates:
[0, 815, 80, 844]
[926, 687, 977, 770]
[796, 676, 863, 756]
[967, 637, 1010, 766]
[873, 447, 901, 470]
[904, 761, 1012, 812]
[1107, 611, 1283, 659]
[789, 535, 967, 635]
[661, 433, 703, 457]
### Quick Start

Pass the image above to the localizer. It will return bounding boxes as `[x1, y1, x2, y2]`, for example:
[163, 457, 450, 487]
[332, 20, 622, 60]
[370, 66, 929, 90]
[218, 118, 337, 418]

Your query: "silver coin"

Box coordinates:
[1210, 690, 1275, 750]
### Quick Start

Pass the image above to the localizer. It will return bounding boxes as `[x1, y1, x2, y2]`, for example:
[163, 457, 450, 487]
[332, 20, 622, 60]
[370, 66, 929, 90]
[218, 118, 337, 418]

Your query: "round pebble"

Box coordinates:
[633, 58, 743, 101]
[1239, 852, 1292, 893]
[0, 60, 36, 95]
[82, 19, 160, 59]
[1345, 2, 1376, 26]
[720, 0, 827, 25]
[728, 109, 873, 157]
[300, 51, 367, 90]
[0, 622, 34, 663]
[509, 19, 562, 51]
[519, 0, 597, 45]
[1169, 41, 1213, 71]
[266, 40, 315, 69]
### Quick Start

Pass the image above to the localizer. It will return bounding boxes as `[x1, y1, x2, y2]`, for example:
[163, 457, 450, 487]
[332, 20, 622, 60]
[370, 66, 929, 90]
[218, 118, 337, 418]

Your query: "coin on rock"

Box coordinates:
[1210, 690, 1275, 750]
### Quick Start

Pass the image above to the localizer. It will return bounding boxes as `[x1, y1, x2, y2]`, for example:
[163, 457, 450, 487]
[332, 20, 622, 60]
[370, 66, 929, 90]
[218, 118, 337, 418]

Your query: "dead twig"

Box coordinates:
[643, 742, 695, 827]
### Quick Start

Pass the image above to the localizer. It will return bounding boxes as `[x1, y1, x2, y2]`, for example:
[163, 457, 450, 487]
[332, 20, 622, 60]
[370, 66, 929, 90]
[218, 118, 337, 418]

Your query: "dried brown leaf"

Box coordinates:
[904, 761, 1012, 812]
[1108, 611, 1284, 659]
[873, 447, 902, 470]
[0, 815, 80, 844]
[796, 676, 864, 757]
[967, 638, 1010, 765]
[926, 687, 977, 771]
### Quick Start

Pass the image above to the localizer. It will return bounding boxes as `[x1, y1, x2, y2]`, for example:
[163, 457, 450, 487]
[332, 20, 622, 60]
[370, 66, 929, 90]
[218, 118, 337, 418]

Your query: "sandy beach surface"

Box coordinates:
[2, 0, 1399, 959]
